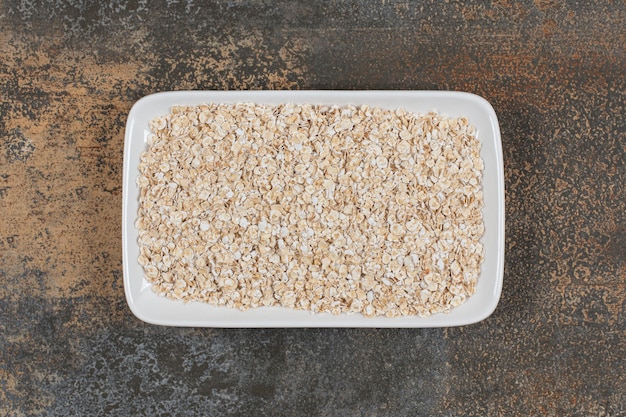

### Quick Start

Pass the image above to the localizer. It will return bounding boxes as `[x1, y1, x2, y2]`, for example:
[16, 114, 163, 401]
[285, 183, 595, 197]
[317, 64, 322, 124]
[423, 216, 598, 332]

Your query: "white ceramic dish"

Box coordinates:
[122, 91, 504, 327]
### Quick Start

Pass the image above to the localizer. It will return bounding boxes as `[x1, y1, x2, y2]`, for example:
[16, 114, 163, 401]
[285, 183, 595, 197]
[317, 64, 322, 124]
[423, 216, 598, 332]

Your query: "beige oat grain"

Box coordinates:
[137, 103, 485, 317]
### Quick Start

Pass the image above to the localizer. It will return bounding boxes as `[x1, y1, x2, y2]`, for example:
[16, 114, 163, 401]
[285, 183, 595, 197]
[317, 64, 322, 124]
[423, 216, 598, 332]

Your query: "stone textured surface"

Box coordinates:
[1, 1, 624, 415]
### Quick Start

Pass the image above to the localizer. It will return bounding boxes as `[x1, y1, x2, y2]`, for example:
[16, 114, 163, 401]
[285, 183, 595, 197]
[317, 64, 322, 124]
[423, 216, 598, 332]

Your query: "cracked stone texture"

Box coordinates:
[1, 1, 624, 416]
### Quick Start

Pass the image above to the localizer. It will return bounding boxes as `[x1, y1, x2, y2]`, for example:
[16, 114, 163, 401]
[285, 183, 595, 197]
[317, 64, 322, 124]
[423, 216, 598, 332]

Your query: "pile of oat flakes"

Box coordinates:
[136, 102, 485, 317]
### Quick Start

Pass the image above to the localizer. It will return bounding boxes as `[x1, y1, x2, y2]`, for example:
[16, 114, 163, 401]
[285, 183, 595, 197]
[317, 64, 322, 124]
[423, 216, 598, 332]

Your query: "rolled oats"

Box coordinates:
[137, 103, 485, 318]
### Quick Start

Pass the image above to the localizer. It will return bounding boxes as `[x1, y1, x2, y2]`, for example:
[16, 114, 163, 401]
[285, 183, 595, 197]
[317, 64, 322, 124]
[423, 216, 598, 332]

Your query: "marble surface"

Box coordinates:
[1, 1, 624, 415]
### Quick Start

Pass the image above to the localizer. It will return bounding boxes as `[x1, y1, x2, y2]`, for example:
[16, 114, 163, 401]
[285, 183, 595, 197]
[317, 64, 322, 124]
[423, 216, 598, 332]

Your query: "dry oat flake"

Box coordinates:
[136, 102, 485, 318]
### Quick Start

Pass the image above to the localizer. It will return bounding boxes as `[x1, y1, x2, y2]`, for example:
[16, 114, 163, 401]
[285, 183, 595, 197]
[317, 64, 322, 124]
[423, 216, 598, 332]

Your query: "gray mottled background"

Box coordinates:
[1, 1, 624, 415]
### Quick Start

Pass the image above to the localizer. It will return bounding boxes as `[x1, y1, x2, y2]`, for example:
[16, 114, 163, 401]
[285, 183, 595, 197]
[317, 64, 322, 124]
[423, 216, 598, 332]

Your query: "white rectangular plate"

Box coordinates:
[122, 91, 504, 327]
